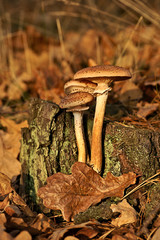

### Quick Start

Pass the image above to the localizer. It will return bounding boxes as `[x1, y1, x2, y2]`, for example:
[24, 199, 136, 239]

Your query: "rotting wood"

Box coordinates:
[20, 98, 160, 221]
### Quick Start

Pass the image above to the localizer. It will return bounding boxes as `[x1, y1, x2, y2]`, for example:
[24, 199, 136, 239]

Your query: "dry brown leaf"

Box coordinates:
[29, 213, 55, 233]
[0, 173, 13, 210]
[0, 213, 7, 231]
[124, 232, 137, 240]
[64, 237, 79, 240]
[14, 230, 32, 240]
[75, 227, 98, 239]
[112, 235, 126, 240]
[5, 213, 53, 236]
[0, 71, 32, 100]
[0, 117, 28, 158]
[0, 134, 21, 179]
[48, 221, 99, 240]
[0, 172, 12, 196]
[0, 117, 27, 178]
[38, 162, 136, 221]
[78, 29, 115, 63]
[0, 229, 13, 240]
[110, 199, 137, 227]
[137, 102, 159, 119]
[5, 204, 22, 217]
[119, 81, 143, 104]
[0, 172, 34, 217]
[145, 79, 160, 86]
[151, 227, 160, 240]
[32, 65, 64, 104]
[26, 49, 50, 69]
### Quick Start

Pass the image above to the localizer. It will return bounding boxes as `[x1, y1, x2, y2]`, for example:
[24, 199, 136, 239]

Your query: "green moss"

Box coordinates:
[74, 200, 113, 224]
[102, 122, 159, 180]
[144, 183, 160, 217]
[103, 134, 121, 177]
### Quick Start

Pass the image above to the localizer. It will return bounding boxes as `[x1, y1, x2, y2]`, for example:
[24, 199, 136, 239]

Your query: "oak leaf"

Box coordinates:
[38, 162, 136, 221]
[110, 199, 137, 227]
[136, 102, 159, 119]
[48, 221, 99, 240]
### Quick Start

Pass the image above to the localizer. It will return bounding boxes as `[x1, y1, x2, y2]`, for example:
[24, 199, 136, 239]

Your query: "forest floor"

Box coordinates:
[0, 1, 160, 239]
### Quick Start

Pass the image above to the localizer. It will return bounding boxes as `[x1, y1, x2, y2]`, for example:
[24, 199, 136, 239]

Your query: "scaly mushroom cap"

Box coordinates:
[74, 65, 132, 83]
[59, 92, 94, 109]
[64, 79, 97, 95]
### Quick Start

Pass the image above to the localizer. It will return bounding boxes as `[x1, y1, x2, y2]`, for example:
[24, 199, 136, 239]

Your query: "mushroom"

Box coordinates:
[59, 92, 94, 163]
[74, 65, 132, 173]
[64, 79, 97, 95]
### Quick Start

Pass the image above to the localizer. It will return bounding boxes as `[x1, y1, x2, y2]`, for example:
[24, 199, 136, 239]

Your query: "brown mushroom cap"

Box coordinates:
[64, 79, 97, 95]
[59, 92, 94, 109]
[74, 65, 131, 83]
[66, 105, 89, 112]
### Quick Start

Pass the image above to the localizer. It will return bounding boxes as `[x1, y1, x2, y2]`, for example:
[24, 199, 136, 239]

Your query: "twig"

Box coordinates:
[121, 171, 160, 200]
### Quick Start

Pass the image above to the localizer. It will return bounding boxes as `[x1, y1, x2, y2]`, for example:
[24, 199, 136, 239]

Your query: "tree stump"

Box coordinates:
[20, 98, 160, 221]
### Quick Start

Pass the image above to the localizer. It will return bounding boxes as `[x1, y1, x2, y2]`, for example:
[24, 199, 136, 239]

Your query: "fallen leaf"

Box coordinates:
[0, 117, 28, 179]
[64, 237, 79, 240]
[0, 172, 12, 196]
[151, 227, 160, 240]
[124, 232, 137, 240]
[0, 71, 31, 100]
[38, 162, 136, 221]
[14, 230, 32, 240]
[32, 65, 64, 104]
[112, 235, 126, 240]
[110, 199, 137, 227]
[5, 213, 53, 236]
[119, 81, 143, 104]
[0, 117, 28, 158]
[0, 135, 21, 179]
[0, 213, 7, 230]
[137, 102, 159, 119]
[5, 204, 22, 217]
[30, 213, 55, 233]
[48, 221, 99, 240]
[78, 29, 115, 63]
[0, 173, 12, 210]
[0, 173, 34, 217]
[75, 227, 98, 239]
[0, 229, 13, 240]
[144, 79, 160, 86]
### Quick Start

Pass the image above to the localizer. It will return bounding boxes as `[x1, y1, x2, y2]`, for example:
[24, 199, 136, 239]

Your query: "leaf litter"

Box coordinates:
[0, 2, 160, 239]
[38, 162, 136, 221]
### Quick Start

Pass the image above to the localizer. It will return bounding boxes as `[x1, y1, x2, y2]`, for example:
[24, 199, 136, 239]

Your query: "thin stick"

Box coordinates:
[6, 13, 15, 79]
[56, 18, 65, 59]
[121, 171, 160, 200]
[116, 16, 143, 65]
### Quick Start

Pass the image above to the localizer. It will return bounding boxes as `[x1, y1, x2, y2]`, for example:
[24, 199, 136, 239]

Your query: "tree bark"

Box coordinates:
[20, 98, 160, 219]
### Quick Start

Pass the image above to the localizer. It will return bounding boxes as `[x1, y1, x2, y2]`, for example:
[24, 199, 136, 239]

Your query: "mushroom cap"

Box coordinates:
[66, 105, 89, 112]
[59, 92, 94, 109]
[74, 65, 132, 83]
[64, 79, 97, 95]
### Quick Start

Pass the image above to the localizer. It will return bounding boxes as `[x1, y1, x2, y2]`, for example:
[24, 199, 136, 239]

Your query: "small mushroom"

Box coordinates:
[64, 79, 97, 95]
[74, 65, 131, 173]
[60, 92, 94, 163]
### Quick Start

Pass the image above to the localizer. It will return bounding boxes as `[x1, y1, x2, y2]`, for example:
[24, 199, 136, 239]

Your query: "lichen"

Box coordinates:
[103, 134, 121, 177]
[20, 100, 160, 213]
[144, 183, 160, 217]
[102, 122, 159, 180]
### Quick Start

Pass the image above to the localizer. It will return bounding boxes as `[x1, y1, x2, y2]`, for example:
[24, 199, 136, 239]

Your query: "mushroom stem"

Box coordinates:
[73, 112, 86, 163]
[90, 91, 109, 173]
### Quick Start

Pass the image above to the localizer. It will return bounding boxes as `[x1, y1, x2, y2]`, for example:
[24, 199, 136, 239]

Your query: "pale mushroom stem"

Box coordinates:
[90, 91, 109, 173]
[73, 112, 86, 163]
